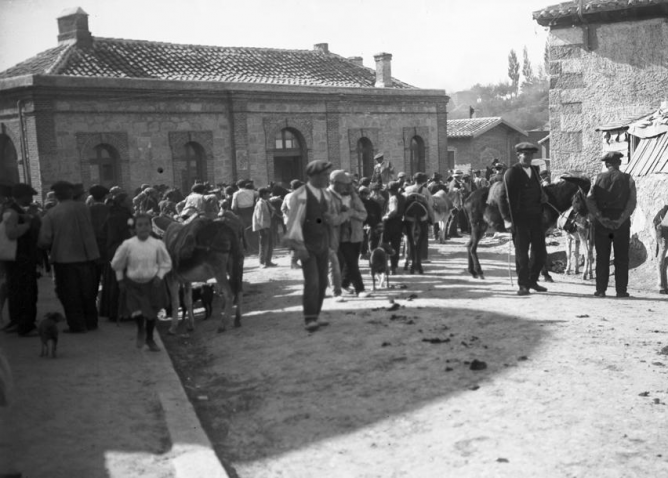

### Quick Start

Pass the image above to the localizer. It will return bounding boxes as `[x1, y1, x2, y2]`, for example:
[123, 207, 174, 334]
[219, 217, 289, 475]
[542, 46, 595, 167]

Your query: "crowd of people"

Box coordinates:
[0, 141, 642, 338]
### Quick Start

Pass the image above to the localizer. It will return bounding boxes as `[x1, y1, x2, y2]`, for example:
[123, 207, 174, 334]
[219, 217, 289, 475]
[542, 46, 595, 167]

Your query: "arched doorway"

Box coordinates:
[0, 134, 20, 184]
[410, 136, 426, 175]
[90, 143, 120, 189]
[181, 141, 207, 192]
[273, 128, 305, 186]
[357, 137, 374, 178]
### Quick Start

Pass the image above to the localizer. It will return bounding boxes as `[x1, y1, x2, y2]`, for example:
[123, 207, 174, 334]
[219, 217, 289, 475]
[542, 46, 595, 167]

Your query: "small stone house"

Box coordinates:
[446, 117, 528, 171]
[533, 0, 668, 289]
[0, 8, 449, 197]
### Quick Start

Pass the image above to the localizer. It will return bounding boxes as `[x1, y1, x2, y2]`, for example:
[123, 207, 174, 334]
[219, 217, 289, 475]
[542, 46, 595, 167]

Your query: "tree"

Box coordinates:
[522, 46, 535, 88]
[507, 49, 520, 96]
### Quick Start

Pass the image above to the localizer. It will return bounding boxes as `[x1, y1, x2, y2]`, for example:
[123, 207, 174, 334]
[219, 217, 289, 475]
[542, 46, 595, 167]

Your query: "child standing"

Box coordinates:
[252, 187, 277, 268]
[111, 213, 172, 351]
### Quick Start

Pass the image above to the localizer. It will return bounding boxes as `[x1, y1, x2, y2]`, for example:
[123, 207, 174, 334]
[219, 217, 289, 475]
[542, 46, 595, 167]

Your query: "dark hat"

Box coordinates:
[601, 151, 623, 162]
[11, 183, 38, 198]
[305, 160, 333, 176]
[515, 142, 539, 153]
[191, 184, 207, 194]
[72, 183, 85, 198]
[51, 180, 74, 194]
[88, 184, 110, 200]
[374, 152, 384, 161]
[413, 172, 428, 183]
[236, 179, 247, 188]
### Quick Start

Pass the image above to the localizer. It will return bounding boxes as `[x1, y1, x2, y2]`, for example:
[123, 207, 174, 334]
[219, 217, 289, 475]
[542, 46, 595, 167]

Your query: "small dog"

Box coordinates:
[38, 312, 63, 358]
[167, 283, 215, 320]
[369, 243, 396, 291]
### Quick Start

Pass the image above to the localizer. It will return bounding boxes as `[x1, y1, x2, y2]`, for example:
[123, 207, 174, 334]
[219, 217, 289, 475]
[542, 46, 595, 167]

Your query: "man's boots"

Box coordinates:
[145, 319, 161, 352]
[135, 316, 145, 348]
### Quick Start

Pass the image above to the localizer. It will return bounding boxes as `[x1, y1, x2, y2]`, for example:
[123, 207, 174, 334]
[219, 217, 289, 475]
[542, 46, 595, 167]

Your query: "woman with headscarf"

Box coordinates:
[98, 193, 134, 321]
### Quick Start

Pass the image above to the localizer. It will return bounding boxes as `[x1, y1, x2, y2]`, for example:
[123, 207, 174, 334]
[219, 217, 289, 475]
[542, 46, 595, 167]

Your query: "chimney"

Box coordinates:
[373, 52, 393, 88]
[313, 43, 329, 54]
[348, 56, 364, 67]
[57, 7, 92, 47]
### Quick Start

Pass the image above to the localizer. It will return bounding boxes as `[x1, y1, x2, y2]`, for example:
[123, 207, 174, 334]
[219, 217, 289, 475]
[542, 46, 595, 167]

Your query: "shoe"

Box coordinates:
[594, 291, 606, 297]
[357, 291, 371, 298]
[616, 292, 630, 298]
[265, 262, 278, 268]
[517, 286, 530, 296]
[316, 317, 330, 327]
[304, 321, 319, 332]
[529, 282, 548, 292]
[333, 295, 345, 303]
[2, 323, 18, 334]
[146, 340, 161, 352]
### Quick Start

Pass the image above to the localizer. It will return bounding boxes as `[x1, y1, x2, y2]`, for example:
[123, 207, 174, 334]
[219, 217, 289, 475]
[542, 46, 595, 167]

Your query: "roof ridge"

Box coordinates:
[92, 36, 315, 53]
[45, 43, 75, 75]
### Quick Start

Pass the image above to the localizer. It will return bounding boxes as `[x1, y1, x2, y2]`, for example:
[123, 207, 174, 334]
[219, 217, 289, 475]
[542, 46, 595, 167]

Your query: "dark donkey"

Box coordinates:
[463, 175, 591, 280]
[403, 192, 431, 274]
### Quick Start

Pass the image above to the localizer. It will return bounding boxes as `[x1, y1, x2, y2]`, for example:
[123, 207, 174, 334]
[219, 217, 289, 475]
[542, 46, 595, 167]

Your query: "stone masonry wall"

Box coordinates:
[547, 18, 668, 178]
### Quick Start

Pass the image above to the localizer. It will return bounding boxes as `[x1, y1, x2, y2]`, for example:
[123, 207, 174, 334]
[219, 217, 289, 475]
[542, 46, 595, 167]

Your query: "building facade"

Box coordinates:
[0, 8, 449, 197]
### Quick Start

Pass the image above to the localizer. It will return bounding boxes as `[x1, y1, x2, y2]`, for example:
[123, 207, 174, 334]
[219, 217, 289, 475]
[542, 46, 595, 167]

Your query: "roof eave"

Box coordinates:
[533, 2, 668, 28]
[0, 74, 449, 99]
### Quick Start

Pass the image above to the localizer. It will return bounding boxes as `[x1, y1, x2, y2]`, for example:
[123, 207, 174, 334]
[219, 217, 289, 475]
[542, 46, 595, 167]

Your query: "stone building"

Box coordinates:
[0, 8, 449, 197]
[446, 117, 528, 171]
[533, 0, 668, 289]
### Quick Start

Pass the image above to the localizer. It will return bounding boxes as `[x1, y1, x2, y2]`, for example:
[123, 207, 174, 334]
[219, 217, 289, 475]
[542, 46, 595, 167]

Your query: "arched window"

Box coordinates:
[273, 128, 306, 185]
[0, 134, 19, 184]
[182, 141, 207, 192]
[410, 136, 426, 175]
[357, 137, 374, 178]
[90, 144, 120, 188]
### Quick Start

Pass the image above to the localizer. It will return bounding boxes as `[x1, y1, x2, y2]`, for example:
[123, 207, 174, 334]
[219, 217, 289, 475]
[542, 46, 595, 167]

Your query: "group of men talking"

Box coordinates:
[283, 142, 637, 329]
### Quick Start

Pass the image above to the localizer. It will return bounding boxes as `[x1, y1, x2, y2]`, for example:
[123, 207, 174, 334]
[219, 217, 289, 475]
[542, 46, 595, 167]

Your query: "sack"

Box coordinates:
[0, 221, 17, 261]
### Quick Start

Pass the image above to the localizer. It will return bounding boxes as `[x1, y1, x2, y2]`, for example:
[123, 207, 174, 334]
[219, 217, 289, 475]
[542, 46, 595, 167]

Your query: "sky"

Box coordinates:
[0, 0, 551, 94]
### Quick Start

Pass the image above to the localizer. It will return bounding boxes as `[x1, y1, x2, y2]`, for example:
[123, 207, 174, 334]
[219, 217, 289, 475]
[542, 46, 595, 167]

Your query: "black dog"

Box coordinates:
[369, 243, 395, 291]
[166, 283, 214, 320]
[38, 312, 64, 358]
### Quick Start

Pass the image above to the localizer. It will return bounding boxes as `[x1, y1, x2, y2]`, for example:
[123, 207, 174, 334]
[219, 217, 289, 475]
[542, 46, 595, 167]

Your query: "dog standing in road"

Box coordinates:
[38, 312, 63, 358]
[369, 243, 395, 291]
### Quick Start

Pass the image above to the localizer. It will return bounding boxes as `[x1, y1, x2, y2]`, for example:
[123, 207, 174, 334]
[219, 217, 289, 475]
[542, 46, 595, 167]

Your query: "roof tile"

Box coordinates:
[447, 118, 503, 138]
[0, 37, 414, 89]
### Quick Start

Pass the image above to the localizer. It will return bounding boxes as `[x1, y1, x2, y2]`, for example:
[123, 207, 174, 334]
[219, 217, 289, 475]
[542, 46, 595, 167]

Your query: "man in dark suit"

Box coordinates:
[499, 142, 548, 296]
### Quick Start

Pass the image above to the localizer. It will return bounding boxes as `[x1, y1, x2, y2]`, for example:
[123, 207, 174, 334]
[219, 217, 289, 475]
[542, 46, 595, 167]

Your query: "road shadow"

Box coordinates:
[162, 292, 546, 472]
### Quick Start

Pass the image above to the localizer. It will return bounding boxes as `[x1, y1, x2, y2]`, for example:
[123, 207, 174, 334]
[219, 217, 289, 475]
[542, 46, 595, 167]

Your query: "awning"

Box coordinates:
[627, 108, 668, 139]
[625, 132, 668, 176]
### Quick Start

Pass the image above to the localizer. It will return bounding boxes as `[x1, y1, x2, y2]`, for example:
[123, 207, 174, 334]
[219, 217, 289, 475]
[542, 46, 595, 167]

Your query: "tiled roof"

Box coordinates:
[0, 37, 415, 89]
[447, 117, 527, 138]
[533, 0, 668, 26]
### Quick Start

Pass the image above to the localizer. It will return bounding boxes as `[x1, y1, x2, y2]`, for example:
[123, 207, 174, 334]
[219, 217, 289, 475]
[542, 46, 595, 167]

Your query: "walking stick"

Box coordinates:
[503, 174, 516, 287]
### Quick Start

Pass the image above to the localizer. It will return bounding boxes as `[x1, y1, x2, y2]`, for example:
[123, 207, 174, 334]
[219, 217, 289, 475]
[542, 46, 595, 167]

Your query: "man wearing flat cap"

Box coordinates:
[232, 179, 260, 253]
[284, 160, 334, 331]
[370, 152, 395, 186]
[586, 151, 636, 298]
[2, 184, 41, 335]
[39, 181, 100, 333]
[498, 142, 548, 296]
[326, 170, 353, 302]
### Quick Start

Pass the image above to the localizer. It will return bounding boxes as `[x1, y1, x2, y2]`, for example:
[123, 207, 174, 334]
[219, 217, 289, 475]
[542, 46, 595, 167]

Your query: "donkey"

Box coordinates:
[432, 189, 463, 243]
[463, 175, 591, 280]
[562, 188, 594, 280]
[403, 193, 431, 274]
[162, 215, 244, 334]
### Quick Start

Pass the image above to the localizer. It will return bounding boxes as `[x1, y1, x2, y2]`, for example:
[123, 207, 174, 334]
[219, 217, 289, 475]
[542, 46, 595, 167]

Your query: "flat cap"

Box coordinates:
[305, 160, 333, 176]
[329, 169, 351, 184]
[236, 179, 247, 188]
[601, 151, 623, 162]
[515, 142, 539, 153]
[191, 184, 207, 193]
[374, 152, 384, 160]
[397, 172, 406, 178]
[11, 183, 38, 197]
[413, 172, 428, 183]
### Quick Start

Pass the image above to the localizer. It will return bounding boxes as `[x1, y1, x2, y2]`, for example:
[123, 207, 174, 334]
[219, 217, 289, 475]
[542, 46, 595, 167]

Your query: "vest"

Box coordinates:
[302, 187, 330, 255]
[593, 169, 630, 219]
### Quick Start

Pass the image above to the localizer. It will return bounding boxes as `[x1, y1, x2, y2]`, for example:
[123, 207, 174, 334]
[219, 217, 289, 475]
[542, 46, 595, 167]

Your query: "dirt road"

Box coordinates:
[163, 234, 668, 478]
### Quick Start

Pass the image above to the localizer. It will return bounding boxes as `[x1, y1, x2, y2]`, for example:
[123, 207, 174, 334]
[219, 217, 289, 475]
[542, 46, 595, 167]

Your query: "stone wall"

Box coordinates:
[547, 18, 668, 178]
[448, 125, 527, 171]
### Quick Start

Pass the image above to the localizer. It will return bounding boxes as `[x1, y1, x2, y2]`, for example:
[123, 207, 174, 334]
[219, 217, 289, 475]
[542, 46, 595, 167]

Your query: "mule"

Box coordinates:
[403, 193, 431, 274]
[160, 215, 244, 334]
[432, 189, 463, 243]
[562, 189, 594, 280]
[463, 175, 591, 280]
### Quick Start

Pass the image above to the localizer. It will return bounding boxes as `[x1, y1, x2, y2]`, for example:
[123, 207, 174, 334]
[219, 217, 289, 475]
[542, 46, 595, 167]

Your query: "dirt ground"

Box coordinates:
[162, 232, 668, 478]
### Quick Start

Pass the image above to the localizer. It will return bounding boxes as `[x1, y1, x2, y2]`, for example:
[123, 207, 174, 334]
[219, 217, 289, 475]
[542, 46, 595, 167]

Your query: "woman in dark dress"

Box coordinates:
[98, 193, 134, 321]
